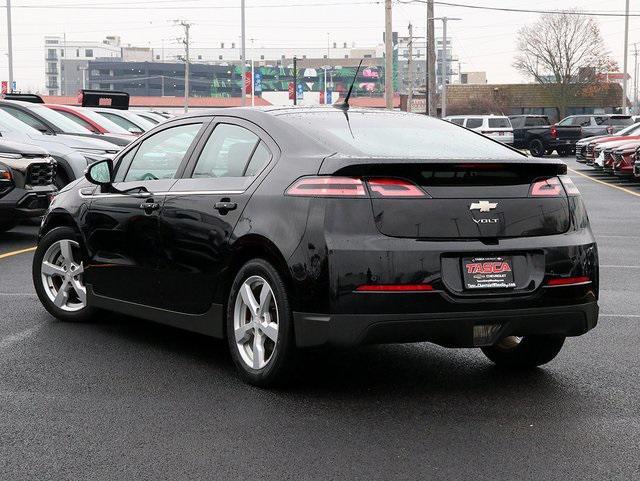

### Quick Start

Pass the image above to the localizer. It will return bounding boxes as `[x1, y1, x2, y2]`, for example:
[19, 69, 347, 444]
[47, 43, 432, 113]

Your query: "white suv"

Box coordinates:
[444, 115, 514, 145]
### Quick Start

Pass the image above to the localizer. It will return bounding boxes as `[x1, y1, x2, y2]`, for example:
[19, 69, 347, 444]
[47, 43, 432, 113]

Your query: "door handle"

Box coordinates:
[139, 202, 160, 212]
[214, 201, 237, 213]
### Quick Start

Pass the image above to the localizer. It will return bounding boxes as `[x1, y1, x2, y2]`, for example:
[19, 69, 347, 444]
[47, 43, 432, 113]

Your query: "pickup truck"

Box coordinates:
[557, 114, 634, 138]
[509, 115, 581, 157]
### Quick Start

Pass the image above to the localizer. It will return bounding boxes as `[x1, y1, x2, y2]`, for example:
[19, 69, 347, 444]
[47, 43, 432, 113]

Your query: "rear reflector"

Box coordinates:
[545, 276, 591, 286]
[286, 177, 366, 197]
[355, 283, 435, 292]
[530, 177, 563, 197]
[367, 178, 426, 198]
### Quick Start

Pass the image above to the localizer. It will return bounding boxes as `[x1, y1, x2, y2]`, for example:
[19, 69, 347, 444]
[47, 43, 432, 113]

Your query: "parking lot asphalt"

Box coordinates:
[0, 157, 639, 481]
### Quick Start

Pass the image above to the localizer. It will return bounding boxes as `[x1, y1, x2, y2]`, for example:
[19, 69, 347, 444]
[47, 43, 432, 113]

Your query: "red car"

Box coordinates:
[45, 104, 136, 146]
[585, 135, 640, 165]
[612, 141, 640, 177]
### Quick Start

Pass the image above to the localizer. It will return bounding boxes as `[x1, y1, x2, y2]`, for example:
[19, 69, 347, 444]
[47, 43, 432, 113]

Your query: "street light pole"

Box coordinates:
[426, 0, 435, 116]
[384, 0, 393, 110]
[7, 0, 14, 92]
[407, 23, 414, 112]
[241, 0, 247, 106]
[623, 0, 630, 112]
[432, 16, 460, 118]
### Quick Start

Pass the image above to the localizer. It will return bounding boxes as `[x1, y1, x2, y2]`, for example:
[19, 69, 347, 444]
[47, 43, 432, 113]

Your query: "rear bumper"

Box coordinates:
[294, 301, 598, 348]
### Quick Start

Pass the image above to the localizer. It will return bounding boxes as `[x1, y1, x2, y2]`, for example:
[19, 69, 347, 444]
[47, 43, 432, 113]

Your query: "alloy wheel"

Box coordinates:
[40, 239, 87, 312]
[495, 336, 523, 351]
[233, 275, 279, 370]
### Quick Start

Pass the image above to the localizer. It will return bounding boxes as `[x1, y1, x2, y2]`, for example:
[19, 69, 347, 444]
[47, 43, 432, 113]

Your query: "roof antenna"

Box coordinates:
[334, 59, 363, 111]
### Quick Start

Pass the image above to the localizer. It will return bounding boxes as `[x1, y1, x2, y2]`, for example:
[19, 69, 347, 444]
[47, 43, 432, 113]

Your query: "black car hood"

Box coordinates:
[0, 138, 48, 157]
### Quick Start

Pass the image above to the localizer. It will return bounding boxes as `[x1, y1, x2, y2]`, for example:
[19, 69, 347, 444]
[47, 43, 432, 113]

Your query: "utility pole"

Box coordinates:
[384, 0, 393, 110]
[623, 0, 630, 112]
[176, 20, 192, 113]
[426, 0, 436, 116]
[433, 16, 460, 118]
[634, 43, 639, 114]
[241, 0, 247, 106]
[293, 56, 297, 106]
[6, 0, 14, 92]
[407, 23, 414, 112]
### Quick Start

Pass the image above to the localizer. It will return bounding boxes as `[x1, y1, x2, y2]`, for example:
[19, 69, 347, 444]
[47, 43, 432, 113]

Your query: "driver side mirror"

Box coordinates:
[84, 158, 113, 186]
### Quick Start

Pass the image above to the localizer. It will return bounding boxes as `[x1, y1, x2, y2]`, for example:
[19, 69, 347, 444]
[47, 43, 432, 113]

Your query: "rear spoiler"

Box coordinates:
[78, 89, 130, 110]
[2, 93, 44, 103]
[319, 155, 568, 175]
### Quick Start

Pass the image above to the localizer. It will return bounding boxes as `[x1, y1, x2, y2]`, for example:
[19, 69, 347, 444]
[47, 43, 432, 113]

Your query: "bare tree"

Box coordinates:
[514, 10, 618, 118]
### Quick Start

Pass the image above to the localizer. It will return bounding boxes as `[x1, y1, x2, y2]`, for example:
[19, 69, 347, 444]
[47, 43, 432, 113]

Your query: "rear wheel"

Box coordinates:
[528, 138, 546, 157]
[226, 259, 295, 387]
[32, 226, 96, 322]
[481, 335, 565, 368]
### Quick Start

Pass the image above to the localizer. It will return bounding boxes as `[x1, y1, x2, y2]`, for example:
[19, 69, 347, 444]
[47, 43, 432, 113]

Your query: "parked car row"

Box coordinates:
[575, 121, 640, 179]
[0, 90, 171, 232]
[444, 113, 635, 159]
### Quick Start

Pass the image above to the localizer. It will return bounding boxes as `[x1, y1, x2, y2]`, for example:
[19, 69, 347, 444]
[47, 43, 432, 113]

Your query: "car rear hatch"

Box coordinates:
[320, 157, 571, 239]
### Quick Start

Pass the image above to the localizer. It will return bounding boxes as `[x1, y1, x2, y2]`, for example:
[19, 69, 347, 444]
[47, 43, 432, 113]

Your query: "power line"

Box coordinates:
[0, 1, 382, 10]
[400, 0, 640, 17]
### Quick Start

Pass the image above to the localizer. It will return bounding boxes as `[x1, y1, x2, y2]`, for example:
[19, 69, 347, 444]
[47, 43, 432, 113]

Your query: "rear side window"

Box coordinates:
[56, 110, 98, 132]
[573, 116, 592, 127]
[465, 118, 483, 129]
[609, 116, 634, 126]
[524, 117, 548, 127]
[449, 118, 464, 126]
[98, 112, 142, 133]
[488, 118, 511, 128]
[193, 124, 264, 178]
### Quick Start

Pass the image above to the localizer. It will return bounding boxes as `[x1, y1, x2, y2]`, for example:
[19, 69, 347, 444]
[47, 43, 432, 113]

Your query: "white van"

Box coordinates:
[444, 115, 514, 145]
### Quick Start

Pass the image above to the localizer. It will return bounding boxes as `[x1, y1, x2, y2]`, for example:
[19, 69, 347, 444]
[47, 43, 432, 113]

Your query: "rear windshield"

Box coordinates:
[277, 111, 523, 159]
[488, 117, 511, 128]
[609, 117, 634, 126]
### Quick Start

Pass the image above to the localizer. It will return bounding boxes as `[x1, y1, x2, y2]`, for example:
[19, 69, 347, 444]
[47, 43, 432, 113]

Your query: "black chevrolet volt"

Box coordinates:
[32, 107, 599, 386]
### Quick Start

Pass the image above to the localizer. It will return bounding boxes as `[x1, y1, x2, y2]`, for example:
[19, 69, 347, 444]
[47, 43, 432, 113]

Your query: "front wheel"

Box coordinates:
[32, 226, 96, 322]
[481, 335, 565, 368]
[226, 259, 295, 387]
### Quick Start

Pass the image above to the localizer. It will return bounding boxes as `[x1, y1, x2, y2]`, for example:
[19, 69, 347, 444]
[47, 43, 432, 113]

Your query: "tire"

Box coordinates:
[556, 147, 571, 157]
[226, 259, 295, 387]
[528, 138, 546, 157]
[0, 221, 18, 232]
[32, 226, 96, 322]
[481, 335, 565, 369]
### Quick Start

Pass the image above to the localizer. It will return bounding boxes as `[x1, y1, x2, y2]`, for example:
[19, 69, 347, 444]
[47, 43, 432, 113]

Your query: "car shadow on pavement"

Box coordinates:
[80, 312, 577, 408]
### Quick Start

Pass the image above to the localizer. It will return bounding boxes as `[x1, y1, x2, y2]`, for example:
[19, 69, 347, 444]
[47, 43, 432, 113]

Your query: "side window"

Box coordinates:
[465, 118, 483, 129]
[113, 147, 138, 182]
[449, 118, 464, 126]
[123, 123, 202, 182]
[244, 142, 272, 177]
[573, 116, 591, 127]
[0, 106, 50, 132]
[192, 124, 260, 178]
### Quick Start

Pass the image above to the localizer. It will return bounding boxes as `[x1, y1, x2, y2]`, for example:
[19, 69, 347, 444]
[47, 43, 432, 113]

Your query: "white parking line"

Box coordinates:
[600, 314, 640, 318]
[0, 324, 43, 350]
[0, 293, 37, 297]
[600, 265, 640, 269]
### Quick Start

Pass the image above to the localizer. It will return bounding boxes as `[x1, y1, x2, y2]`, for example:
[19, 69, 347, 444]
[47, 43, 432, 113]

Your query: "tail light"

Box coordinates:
[286, 177, 367, 197]
[367, 178, 426, 197]
[558, 175, 580, 195]
[529, 177, 563, 197]
[546, 276, 591, 287]
[286, 176, 426, 198]
[550, 126, 558, 139]
[355, 283, 435, 292]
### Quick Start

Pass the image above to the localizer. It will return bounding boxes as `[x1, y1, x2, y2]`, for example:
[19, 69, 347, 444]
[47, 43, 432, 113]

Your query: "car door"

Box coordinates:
[83, 119, 208, 307]
[160, 117, 277, 315]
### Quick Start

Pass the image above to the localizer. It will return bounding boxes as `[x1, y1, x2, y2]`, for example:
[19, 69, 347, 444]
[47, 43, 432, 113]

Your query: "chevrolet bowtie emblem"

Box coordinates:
[470, 201, 498, 212]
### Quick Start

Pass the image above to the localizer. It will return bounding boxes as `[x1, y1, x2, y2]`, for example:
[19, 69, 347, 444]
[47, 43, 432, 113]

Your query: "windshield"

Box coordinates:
[68, 107, 131, 134]
[26, 103, 94, 134]
[0, 108, 43, 136]
[278, 111, 523, 159]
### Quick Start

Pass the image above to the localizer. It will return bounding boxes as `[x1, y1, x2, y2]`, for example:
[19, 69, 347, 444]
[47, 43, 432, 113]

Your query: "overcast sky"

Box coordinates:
[0, 0, 638, 92]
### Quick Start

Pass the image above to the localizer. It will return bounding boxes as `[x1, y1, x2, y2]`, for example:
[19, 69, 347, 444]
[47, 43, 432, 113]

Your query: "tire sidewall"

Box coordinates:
[529, 139, 545, 157]
[226, 259, 294, 387]
[32, 226, 95, 322]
